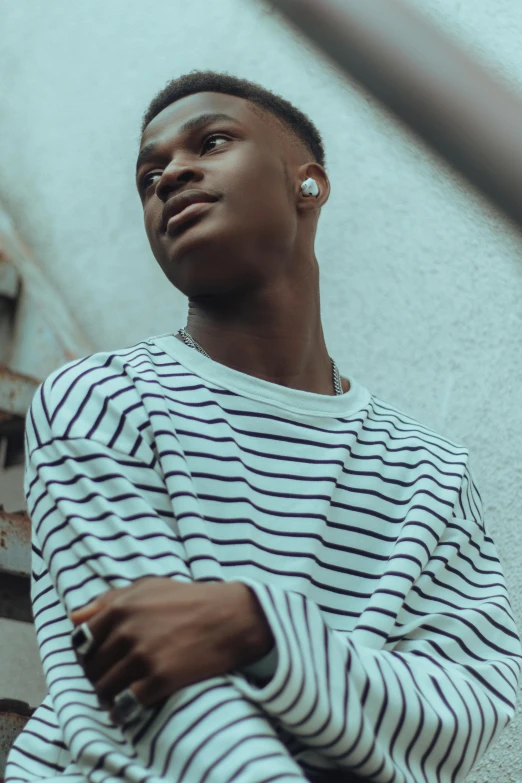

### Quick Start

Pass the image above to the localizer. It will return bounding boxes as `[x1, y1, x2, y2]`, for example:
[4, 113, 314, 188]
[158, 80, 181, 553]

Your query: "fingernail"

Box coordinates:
[71, 601, 97, 616]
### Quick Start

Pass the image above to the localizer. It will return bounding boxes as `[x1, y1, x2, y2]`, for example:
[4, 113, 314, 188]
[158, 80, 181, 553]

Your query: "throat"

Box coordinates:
[175, 330, 350, 396]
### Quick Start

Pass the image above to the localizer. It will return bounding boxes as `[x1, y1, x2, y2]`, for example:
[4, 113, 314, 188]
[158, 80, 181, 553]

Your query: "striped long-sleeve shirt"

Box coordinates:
[6, 333, 521, 783]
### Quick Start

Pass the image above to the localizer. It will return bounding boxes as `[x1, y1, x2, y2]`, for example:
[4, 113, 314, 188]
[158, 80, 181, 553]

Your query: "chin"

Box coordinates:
[170, 269, 255, 300]
[160, 254, 257, 300]
[154, 218, 267, 297]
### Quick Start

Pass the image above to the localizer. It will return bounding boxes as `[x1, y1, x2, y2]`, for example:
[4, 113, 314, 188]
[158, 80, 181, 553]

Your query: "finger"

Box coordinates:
[75, 604, 116, 649]
[82, 634, 128, 684]
[94, 653, 148, 706]
[70, 586, 124, 623]
[133, 674, 171, 709]
[70, 603, 100, 625]
[108, 675, 171, 720]
[70, 607, 115, 661]
[109, 680, 150, 725]
[70, 621, 97, 658]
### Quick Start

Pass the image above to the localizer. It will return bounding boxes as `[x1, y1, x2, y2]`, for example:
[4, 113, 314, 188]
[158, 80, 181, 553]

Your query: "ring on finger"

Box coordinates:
[111, 687, 144, 724]
[71, 622, 96, 657]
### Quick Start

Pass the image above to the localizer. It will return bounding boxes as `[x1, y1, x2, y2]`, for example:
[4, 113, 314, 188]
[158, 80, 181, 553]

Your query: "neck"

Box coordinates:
[178, 270, 345, 396]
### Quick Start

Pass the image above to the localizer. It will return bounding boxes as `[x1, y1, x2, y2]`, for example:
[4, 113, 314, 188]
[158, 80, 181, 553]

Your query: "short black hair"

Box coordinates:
[140, 69, 326, 170]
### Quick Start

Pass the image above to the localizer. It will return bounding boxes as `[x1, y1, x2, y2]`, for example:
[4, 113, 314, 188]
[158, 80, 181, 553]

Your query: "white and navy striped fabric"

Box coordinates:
[6, 333, 521, 783]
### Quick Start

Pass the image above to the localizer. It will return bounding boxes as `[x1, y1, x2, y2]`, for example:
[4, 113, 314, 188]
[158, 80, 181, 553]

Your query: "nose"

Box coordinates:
[156, 162, 203, 204]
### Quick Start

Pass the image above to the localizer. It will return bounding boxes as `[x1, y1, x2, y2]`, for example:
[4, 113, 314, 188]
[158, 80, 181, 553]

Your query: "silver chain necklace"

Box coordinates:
[177, 327, 344, 396]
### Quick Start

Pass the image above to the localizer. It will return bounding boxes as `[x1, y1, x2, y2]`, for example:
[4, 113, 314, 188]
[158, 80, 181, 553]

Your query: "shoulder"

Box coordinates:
[364, 394, 478, 517]
[367, 392, 469, 472]
[28, 338, 165, 441]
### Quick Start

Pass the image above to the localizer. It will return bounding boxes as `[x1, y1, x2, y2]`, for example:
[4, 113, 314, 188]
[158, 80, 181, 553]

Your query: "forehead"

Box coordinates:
[140, 91, 270, 149]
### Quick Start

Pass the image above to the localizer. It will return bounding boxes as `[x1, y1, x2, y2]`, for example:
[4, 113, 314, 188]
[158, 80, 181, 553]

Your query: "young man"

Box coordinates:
[6, 71, 521, 783]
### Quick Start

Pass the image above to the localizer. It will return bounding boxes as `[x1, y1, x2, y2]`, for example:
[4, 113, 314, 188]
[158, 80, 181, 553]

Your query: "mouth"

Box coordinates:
[164, 201, 216, 236]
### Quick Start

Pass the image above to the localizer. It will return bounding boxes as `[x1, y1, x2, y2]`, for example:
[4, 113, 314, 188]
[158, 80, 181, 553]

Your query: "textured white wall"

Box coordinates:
[1, 1, 521, 779]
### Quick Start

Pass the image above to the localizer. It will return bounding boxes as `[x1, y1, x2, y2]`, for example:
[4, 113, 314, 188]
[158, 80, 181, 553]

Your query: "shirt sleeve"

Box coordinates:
[229, 462, 522, 782]
[7, 375, 308, 783]
[240, 645, 279, 683]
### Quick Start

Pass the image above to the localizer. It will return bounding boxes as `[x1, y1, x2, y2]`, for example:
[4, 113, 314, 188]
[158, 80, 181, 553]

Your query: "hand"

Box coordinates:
[69, 577, 274, 722]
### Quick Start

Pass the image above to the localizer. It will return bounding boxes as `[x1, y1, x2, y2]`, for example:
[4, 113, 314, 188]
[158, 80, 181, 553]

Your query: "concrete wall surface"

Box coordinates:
[0, 0, 521, 779]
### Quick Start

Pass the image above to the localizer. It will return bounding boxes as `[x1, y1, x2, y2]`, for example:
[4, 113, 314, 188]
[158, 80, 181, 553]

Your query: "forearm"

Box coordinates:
[27, 449, 308, 783]
[24, 376, 307, 782]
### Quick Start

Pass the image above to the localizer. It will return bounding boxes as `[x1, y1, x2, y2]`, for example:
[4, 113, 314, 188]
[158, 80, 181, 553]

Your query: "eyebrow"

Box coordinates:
[136, 112, 242, 176]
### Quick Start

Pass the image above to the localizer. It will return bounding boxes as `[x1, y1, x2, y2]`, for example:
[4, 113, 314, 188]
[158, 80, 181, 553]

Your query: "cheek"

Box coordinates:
[143, 200, 161, 237]
[143, 202, 168, 259]
[223, 200, 295, 261]
[251, 188, 295, 239]
[142, 204, 173, 275]
[227, 177, 292, 233]
[224, 153, 287, 214]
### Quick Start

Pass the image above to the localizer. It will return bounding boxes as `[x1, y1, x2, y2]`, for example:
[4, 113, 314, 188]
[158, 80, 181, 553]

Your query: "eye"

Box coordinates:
[141, 171, 161, 190]
[139, 134, 230, 192]
[201, 133, 229, 153]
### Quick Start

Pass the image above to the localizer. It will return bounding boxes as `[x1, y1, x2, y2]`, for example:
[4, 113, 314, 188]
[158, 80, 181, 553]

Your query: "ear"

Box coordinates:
[297, 163, 330, 209]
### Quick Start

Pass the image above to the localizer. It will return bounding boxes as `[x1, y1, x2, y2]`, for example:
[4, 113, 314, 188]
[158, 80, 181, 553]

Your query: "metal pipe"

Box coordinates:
[266, 0, 522, 230]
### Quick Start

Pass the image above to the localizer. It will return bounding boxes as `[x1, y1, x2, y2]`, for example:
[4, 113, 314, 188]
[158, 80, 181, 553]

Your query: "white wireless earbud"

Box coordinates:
[300, 177, 319, 197]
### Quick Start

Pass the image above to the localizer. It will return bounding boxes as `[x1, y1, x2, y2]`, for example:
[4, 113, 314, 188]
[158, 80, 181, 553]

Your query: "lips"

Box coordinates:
[162, 190, 218, 232]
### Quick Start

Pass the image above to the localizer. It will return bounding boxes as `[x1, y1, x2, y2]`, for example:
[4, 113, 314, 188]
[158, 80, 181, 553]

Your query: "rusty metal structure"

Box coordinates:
[267, 0, 522, 232]
[0, 699, 34, 782]
[0, 509, 31, 623]
[0, 201, 93, 779]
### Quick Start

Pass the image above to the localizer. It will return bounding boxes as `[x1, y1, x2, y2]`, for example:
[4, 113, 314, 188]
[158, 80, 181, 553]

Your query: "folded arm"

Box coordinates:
[231, 466, 522, 781]
[12, 377, 308, 783]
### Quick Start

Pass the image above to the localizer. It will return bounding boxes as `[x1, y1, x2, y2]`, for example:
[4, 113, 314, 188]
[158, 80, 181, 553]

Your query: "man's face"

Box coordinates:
[136, 92, 301, 297]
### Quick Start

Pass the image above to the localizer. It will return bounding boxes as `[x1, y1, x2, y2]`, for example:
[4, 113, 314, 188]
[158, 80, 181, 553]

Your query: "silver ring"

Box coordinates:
[112, 687, 144, 724]
[71, 622, 96, 657]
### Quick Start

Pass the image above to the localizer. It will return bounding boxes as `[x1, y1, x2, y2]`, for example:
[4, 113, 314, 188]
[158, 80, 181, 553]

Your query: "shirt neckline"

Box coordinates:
[150, 333, 370, 418]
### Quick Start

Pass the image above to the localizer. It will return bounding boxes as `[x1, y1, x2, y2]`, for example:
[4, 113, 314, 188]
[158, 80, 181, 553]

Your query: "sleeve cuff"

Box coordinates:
[240, 644, 279, 682]
[228, 576, 302, 711]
